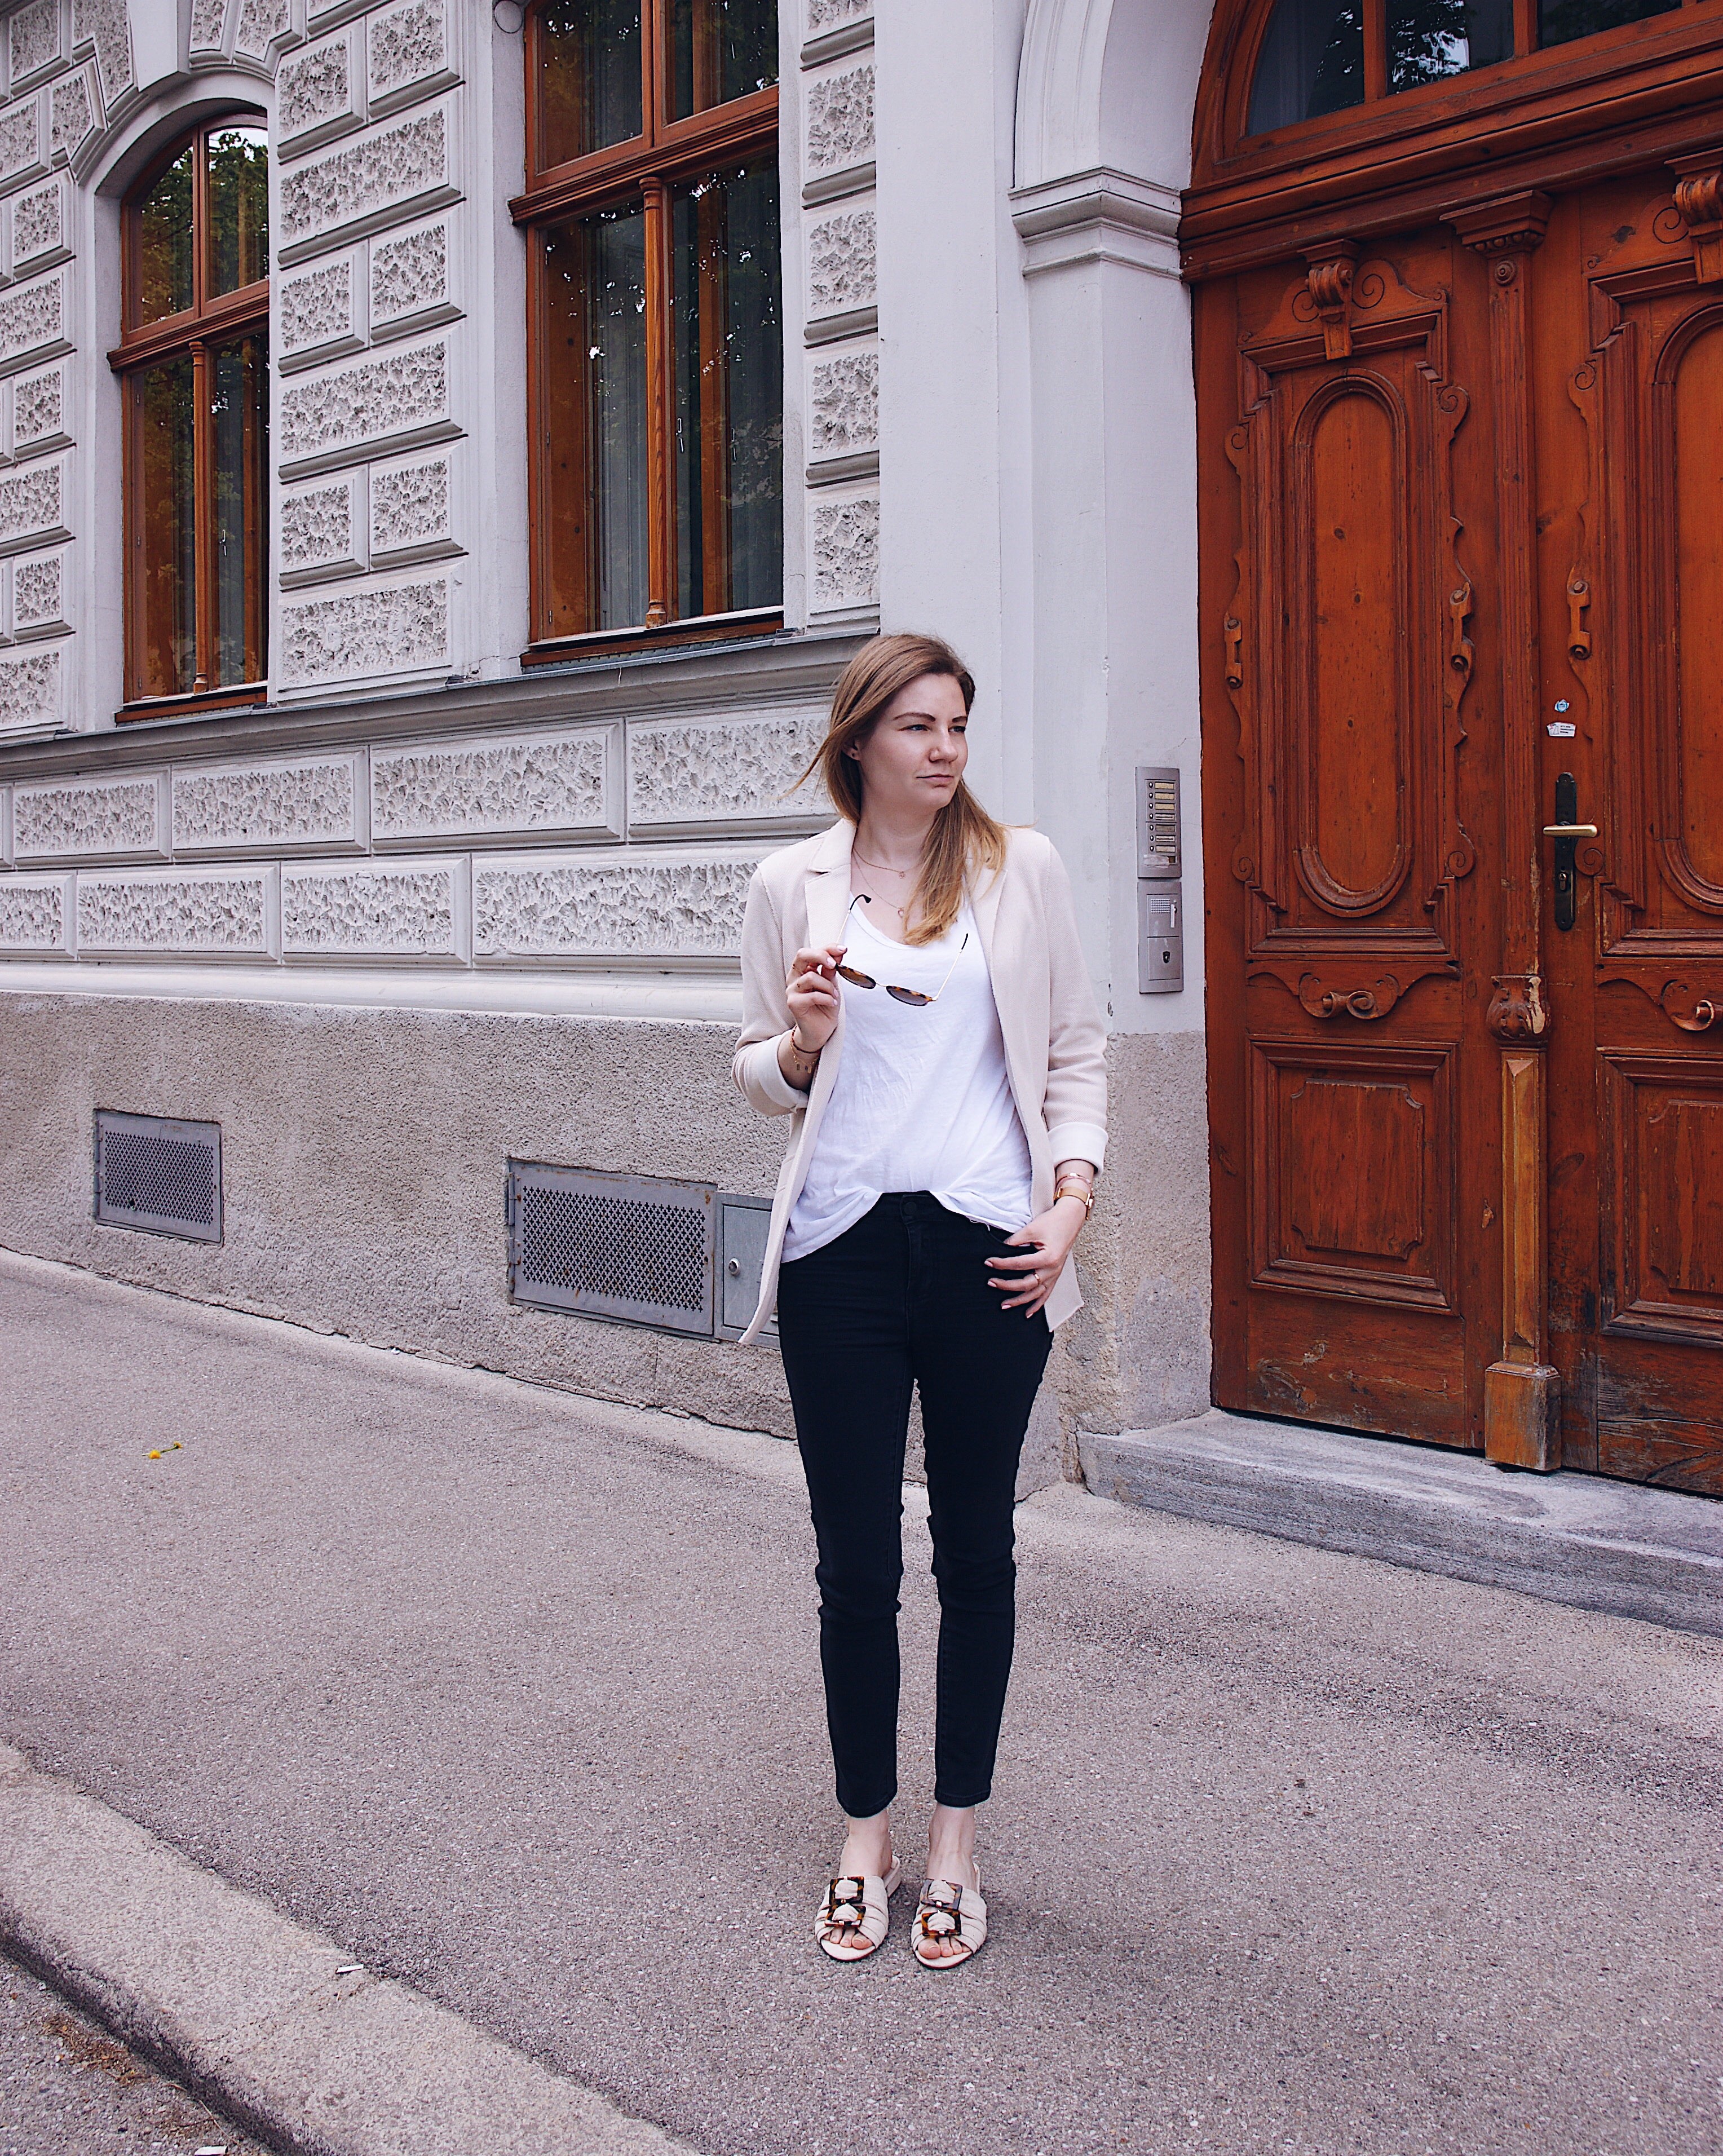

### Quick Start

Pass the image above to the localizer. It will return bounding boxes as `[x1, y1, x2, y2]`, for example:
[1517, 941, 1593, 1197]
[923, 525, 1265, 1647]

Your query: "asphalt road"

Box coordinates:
[0, 1951, 267, 2156]
[1, 1250, 1720, 2156]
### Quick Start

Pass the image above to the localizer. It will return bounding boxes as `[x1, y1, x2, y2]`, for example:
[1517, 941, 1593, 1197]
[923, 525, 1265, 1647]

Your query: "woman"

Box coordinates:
[732, 633, 1107, 1969]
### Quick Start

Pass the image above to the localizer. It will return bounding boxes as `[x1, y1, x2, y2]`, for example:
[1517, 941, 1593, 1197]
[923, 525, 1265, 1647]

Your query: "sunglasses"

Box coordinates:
[835, 894, 968, 1006]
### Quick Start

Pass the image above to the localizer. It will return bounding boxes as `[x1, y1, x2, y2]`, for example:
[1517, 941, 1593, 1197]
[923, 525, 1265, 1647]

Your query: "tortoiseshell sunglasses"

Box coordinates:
[834, 894, 969, 1006]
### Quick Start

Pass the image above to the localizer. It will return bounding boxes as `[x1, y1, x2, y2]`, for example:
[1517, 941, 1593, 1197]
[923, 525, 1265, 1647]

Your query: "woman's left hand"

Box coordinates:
[986, 1197, 1086, 1316]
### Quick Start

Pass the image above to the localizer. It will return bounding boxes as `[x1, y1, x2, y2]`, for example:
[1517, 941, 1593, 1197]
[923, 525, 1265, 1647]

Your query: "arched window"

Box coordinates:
[111, 120, 269, 712]
[1247, 0, 1702, 133]
[514, 2, 782, 655]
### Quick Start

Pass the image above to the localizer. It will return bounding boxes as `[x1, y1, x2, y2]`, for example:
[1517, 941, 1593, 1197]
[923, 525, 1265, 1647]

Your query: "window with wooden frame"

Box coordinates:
[110, 119, 269, 715]
[1247, 0, 1718, 130]
[514, 2, 782, 656]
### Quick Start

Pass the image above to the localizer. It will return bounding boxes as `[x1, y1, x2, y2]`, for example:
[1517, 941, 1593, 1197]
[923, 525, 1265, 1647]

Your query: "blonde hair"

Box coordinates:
[801, 633, 1008, 947]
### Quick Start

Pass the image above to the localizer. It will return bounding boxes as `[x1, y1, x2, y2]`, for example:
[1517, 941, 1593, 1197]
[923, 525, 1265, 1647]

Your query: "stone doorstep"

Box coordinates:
[1080, 1411, 1723, 1640]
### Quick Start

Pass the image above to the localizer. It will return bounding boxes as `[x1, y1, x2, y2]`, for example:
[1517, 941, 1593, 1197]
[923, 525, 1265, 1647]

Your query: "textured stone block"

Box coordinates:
[369, 219, 452, 339]
[806, 0, 872, 28]
[8, 1, 62, 86]
[278, 31, 363, 157]
[12, 548, 68, 638]
[806, 64, 873, 174]
[279, 476, 364, 585]
[0, 269, 69, 374]
[282, 856, 467, 962]
[809, 351, 878, 458]
[14, 772, 165, 863]
[48, 74, 94, 166]
[368, 0, 458, 114]
[0, 457, 68, 552]
[811, 495, 878, 612]
[372, 728, 617, 846]
[472, 853, 757, 962]
[279, 577, 449, 688]
[189, 0, 232, 57]
[278, 337, 452, 474]
[807, 209, 875, 316]
[10, 178, 67, 278]
[628, 711, 829, 832]
[73, 0, 134, 105]
[0, 645, 58, 730]
[369, 454, 453, 564]
[0, 99, 43, 188]
[279, 105, 455, 260]
[277, 256, 361, 369]
[236, 0, 293, 62]
[173, 755, 366, 857]
[12, 365, 68, 456]
[76, 867, 276, 958]
[0, 871, 70, 953]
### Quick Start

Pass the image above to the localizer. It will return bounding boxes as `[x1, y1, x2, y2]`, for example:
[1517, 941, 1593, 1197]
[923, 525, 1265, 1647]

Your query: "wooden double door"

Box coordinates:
[1198, 160, 1723, 1491]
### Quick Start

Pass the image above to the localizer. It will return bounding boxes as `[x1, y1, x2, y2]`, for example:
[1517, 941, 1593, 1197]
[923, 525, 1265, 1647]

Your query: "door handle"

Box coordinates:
[1543, 772, 1594, 932]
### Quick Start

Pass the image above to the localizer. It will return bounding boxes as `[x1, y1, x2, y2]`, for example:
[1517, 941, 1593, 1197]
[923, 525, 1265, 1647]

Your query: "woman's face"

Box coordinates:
[848, 671, 970, 820]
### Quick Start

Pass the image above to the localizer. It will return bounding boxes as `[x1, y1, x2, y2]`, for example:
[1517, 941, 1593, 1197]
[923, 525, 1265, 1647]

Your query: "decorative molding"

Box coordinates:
[1443, 189, 1553, 259]
[0, 643, 58, 730]
[0, 869, 70, 953]
[9, 175, 67, 279]
[0, 94, 46, 192]
[802, 160, 873, 210]
[76, 866, 278, 960]
[1010, 167, 1182, 278]
[189, 0, 234, 60]
[281, 854, 467, 962]
[805, 304, 877, 349]
[472, 851, 759, 964]
[806, 449, 878, 486]
[805, 62, 874, 175]
[72, 0, 135, 110]
[14, 771, 168, 864]
[1487, 973, 1550, 1043]
[627, 710, 829, 836]
[8, 2, 64, 91]
[277, 102, 458, 265]
[370, 726, 619, 847]
[806, 0, 873, 26]
[171, 753, 368, 857]
[1303, 238, 1359, 360]
[801, 19, 873, 68]
[235, 0, 294, 65]
[278, 575, 450, 688]
[48, 72, 96, 169]
[277, 334, 455, 478]
[1669, 153, 1723, 285]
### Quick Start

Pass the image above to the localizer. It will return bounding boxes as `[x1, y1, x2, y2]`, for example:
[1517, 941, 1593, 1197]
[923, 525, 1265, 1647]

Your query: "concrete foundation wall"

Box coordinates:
[0, 989, 1211, 1478]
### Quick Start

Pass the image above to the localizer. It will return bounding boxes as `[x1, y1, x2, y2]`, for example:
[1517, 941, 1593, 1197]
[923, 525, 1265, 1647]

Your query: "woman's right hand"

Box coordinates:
[787, 944, 847, 1053]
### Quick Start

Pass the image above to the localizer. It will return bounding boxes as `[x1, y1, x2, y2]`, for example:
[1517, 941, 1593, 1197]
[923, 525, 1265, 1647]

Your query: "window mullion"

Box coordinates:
[644, 178, 673, 628]
[645, 0, 667, 147]
[1363, 0, 1389, 100]
[1513, 0, 1540, 50]
[191, 339, 214, 692]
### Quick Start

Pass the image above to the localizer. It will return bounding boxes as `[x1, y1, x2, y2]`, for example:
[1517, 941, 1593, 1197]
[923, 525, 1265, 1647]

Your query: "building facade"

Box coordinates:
[0, 0, 1717, 1496]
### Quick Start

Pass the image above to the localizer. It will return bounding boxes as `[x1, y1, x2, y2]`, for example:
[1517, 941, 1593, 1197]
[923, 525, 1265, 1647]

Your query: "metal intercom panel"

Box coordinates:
[1136, 766, 1184, 993]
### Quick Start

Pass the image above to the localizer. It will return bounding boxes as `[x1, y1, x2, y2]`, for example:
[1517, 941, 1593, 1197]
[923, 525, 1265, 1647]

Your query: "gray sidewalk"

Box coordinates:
[1, 1249, 1720, 2156]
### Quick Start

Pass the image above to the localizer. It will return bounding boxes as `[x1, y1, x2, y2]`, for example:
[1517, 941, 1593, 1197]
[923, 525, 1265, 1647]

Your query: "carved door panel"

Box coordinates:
[1539, 164, 1723, 1493]
[1198, 236, 1499, 1443]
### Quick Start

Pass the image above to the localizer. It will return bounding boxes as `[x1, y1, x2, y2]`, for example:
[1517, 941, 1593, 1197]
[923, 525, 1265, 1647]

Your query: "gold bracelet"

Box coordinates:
[1053, 1178, 1094, 1215]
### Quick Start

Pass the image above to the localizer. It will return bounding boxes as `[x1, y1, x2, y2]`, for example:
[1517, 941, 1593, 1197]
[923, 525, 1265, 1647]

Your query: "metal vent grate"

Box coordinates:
[507, 1162, 715, 1333]
[94, 1111, 223, 1242]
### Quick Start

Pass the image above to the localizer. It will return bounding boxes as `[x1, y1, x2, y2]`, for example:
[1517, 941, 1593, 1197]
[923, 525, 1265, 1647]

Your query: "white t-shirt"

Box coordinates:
[783, 899, 1035, 1262]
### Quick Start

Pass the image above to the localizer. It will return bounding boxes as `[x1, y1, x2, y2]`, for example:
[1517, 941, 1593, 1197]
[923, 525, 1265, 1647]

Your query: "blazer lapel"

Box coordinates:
[803, 819, 855, 951]
[969, 847, 1008, 969]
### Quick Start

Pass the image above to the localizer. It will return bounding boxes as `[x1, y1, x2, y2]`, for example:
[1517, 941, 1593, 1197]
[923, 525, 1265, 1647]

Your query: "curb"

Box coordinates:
[0, 1744, 696, 2156]
[1081, 1411, 1723, 1638]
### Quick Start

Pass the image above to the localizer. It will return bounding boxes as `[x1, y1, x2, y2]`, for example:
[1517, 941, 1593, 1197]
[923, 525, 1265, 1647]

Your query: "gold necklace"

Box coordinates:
[852, 848, 918, 874]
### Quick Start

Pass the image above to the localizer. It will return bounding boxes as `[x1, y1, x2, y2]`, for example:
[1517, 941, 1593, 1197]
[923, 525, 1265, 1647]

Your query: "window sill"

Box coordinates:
[116, 684, 268, 726]
[520, 610, 785, 669]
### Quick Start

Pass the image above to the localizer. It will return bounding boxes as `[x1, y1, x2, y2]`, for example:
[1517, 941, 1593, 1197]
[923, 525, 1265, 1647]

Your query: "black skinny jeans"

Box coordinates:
[776, 1192, 1053, 1818]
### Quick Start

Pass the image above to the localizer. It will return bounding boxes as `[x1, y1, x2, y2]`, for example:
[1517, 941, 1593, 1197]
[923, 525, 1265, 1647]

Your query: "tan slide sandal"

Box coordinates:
[815, 1861, 904, 1960]
[912, 1875, 987, 1968]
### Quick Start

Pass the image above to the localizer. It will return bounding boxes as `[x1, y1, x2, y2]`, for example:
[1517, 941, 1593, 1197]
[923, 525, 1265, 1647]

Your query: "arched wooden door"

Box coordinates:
[1184, 0, 1723, 1488]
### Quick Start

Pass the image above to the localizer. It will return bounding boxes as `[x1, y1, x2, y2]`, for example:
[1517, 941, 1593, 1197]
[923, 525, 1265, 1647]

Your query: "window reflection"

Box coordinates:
[134, 357, 197, 698]
[670, 0, 778, 121]
[207, 126, 268, 297]
[541, 202, 650, 634]
[1389, 0, 1514, 87]
[135, 143, 196, 324]
[538, 0, 643, 166]
[1248, 0, 1367, 131]
[210, 334, 269, 687]
[1538, 0, 1678, 48]
[671, 159, 782, 618]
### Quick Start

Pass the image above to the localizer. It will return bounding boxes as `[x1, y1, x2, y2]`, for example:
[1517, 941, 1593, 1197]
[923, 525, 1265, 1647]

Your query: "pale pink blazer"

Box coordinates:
[731, 819, 1109, 1345]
